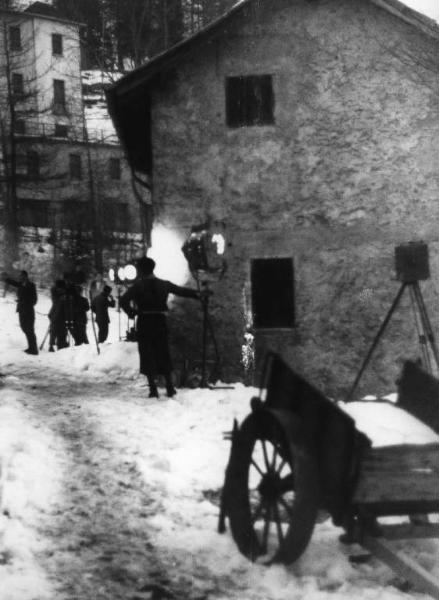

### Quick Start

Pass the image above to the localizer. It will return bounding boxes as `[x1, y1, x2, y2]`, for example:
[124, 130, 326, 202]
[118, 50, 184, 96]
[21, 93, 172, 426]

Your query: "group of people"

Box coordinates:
[3, 256, 206, 399]
[48, 273, 116, 350]
[2, 269, 116, 354]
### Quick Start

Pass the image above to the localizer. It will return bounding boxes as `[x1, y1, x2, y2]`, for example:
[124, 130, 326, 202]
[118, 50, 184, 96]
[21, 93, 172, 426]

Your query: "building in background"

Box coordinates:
[0, 1, 149, 283]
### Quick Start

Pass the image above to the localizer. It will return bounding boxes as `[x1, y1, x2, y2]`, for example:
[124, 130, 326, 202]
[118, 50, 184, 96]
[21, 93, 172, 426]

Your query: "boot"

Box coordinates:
[165, 374, 176, 397]
[147, 375, 159, 398]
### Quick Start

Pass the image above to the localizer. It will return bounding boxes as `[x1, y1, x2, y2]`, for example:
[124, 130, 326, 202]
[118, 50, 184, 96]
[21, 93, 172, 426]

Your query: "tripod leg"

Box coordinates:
[408, 285, 432, 373]
[412, 283, 439, 373]
[345, 283, 407, 402]
[201, 295, 209, 388]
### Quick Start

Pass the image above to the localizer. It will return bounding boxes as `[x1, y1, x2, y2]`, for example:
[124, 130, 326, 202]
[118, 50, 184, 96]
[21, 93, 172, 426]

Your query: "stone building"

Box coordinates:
[0, 2, 147, 282]
[107, 0, 439, 395]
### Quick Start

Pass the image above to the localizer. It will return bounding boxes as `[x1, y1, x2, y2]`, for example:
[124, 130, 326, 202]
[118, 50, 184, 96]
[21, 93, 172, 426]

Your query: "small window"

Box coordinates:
[52, 33, 63, 55]
[12, 72, 24, 96]
[69, 154, 82, 179]
[226, 75, 274, 128]
[251, 258, 295, 328]
[9, 26, 21, 50]
[109, 157, 121, 180]
[54, 123, 68, 137]
[14, 120, 25, 134]
[26, 151, 40, 178]
[53, 79, 66, 114]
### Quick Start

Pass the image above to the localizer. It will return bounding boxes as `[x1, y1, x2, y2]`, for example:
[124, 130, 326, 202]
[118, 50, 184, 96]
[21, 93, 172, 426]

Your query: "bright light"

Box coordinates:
[117, 267, 125, 281]
[124, 264, 137, 281]
[108, 268, 115, 282]
[149, 224, 190, 285]
[212, 233, 225, 255]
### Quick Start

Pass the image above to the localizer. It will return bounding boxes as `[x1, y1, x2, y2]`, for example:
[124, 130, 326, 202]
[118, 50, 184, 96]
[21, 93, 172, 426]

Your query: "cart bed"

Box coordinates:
[353, 442, 439, 515]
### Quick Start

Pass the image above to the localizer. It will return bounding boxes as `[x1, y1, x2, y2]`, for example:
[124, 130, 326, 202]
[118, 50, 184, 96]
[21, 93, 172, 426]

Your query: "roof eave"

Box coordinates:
[106, 0, 252, 98]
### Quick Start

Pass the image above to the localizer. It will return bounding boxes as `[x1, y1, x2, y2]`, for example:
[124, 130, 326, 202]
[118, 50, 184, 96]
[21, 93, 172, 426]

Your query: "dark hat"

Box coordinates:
[103, 285, 112, 294]
[136, 256, 156, 275]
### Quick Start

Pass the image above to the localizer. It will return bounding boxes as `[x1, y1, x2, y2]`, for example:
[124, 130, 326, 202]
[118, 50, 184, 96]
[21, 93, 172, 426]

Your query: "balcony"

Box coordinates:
[13, 119, 119, 145]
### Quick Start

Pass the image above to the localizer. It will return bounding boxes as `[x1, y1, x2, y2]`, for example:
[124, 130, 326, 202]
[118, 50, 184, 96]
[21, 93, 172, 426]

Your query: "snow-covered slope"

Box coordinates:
[0, 288, 439, 599]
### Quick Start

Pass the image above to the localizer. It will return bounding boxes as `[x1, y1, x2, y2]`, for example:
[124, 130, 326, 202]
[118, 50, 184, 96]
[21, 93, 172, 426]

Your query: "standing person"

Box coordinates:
[48, 279, 68, 351]
[120, 256, 202, 398]
[89, 272, 105, 300]
[91, 285, 115, 343]
[72, 285, 90, 345]
[2, 270, 38, 354]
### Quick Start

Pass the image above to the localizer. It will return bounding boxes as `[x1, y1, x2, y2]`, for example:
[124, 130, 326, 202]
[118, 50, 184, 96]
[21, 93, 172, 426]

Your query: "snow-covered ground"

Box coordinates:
[82, 70, 122, 145]
[1, 286, 439, 600]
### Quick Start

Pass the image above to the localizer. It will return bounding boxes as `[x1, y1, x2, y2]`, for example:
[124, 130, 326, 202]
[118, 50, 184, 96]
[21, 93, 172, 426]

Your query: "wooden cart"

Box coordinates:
[219, 353, 439, 598]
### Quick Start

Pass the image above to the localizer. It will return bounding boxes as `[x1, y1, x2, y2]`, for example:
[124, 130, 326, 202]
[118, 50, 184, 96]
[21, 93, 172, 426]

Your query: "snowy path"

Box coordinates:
[2, 371, 179, 600]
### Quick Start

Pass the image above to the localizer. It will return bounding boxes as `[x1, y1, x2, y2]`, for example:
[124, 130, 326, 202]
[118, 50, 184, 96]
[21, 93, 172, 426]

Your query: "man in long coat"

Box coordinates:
[120, 256, 201, 398]
[3, 270, 38, 354]
[91, 285, 116, 343]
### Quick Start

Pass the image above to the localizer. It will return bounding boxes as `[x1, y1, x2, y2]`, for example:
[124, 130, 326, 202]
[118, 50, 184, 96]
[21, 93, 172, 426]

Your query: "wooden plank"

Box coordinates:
[353, 444, 439, 510]
[377, 523, 439, 540]
[362, 534, 439, 600]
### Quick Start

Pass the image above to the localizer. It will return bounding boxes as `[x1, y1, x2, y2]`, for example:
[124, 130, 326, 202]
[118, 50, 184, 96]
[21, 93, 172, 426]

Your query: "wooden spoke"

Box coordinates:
[251, 498, 265, 525]
[261, 502, 272, 551]
[276, 458, 286, 475]
[270, 443, 279, 469]
[251, 457, 265, 477]
[273, 501, 285, 545]
[261, 439, 270, 470]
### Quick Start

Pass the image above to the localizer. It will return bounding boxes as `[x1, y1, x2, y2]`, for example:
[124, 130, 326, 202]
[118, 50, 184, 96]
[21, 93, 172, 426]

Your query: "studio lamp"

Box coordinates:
[109, 263, 138, 341]
[108, 264, 137, 285]
[182, 223, 227, 387]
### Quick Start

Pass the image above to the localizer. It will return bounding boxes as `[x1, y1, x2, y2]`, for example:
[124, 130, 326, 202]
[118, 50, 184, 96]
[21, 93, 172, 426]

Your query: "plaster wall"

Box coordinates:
[149, 0, 439, 395]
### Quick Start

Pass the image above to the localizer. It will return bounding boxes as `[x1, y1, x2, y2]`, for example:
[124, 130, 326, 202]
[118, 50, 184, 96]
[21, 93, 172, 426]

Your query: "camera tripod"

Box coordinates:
[197, 279, 221, 387]
[346, 280, 439, 402]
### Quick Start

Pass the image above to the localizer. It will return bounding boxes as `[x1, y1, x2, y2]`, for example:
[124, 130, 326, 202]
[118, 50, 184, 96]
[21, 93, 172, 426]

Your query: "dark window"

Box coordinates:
[52, 33, 63, 55]
[18, 199, 50, 227]
[9, 26, 21, 50]
[226, 75, 274, 128]
[69, 154, 82, 179]
[54, 123, 68, 137]
[14, 120, 25, 134]
[26, 151, 40, 178]
[109, 157, 121, 180]
[53, 79, 66, 114]
[251, 258, 295, 328]
[12, 72, 24, 96]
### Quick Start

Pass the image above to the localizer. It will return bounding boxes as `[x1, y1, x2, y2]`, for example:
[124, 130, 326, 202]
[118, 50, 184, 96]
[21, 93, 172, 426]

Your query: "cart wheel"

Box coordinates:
[224, 409, 319, 565]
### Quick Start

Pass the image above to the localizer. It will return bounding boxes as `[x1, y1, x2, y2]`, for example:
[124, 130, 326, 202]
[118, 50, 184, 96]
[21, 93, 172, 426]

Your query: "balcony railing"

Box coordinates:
[13, 119, 119, 145]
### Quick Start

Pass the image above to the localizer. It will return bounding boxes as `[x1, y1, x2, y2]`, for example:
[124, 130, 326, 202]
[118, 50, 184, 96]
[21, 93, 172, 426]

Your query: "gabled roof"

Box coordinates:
[24, 1, 81, 25]
[25, 1, 61, 17]
[105, 0, 439, 175]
